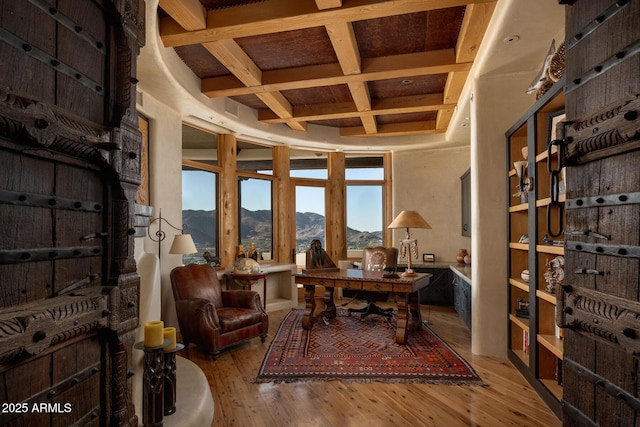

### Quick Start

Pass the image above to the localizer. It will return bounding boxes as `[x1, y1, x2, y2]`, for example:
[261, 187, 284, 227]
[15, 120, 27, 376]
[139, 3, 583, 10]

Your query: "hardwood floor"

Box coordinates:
[180, 301, 562, 427]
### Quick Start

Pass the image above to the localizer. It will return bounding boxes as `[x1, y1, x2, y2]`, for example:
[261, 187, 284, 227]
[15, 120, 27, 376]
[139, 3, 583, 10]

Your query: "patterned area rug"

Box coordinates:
[255, 309, 484, 384]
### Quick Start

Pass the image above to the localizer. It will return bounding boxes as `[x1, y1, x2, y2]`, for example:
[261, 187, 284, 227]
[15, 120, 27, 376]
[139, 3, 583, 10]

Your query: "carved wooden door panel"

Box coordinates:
[0, 0, 145, 426]
[558, 0, 640, 425]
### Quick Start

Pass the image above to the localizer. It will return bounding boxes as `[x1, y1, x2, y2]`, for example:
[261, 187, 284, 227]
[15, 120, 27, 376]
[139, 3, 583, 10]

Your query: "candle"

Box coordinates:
[163, 327, 177, 351]
[144, 320, 164, 347]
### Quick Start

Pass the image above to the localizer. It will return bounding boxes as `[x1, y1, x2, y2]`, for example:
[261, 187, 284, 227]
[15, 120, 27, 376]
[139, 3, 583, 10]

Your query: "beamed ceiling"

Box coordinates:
[157, 0, 497, 139]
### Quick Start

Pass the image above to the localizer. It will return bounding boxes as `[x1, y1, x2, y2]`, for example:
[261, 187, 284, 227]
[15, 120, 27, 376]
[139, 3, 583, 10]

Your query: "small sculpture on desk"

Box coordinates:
[306, 239, 337, 269]
[203, 251, 221, 267]
[236, 244, 246, 259]
[247, 242, 262, 261]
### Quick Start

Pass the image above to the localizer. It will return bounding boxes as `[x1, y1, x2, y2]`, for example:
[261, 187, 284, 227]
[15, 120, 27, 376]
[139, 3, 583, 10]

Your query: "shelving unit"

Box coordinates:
[506, 79, 565, 417]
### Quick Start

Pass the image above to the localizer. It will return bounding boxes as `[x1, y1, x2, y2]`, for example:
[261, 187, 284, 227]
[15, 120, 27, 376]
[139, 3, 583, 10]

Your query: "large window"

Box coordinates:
[346, 155, 385, 252]
[182, 165, 218, 265]
[238, 177, 273, 261]
[180, 124, 220, 264]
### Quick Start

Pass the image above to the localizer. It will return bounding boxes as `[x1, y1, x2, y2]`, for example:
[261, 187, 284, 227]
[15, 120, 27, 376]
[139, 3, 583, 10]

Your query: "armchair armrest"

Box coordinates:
[221, 290, 263, 310]
[174, 297, 220, 331]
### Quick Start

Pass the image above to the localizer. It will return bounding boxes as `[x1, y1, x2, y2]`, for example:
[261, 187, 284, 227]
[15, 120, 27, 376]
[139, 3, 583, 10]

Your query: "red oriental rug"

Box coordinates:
[255, 308, 484, 384]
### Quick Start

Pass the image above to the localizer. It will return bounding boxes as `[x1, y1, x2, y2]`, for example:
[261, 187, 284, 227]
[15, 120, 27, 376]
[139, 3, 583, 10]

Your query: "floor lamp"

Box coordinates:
[147, 209, 197, 266]
[388, 210, 431, 277]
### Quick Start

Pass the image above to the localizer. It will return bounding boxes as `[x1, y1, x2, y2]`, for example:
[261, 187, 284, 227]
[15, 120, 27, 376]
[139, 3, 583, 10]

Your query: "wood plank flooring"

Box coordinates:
[179, 301, 562, 427]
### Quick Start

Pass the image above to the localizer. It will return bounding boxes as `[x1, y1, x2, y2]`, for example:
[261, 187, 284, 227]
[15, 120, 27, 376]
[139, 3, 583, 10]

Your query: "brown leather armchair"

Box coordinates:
[348, 246, 398, 319]
[170, 264, 268, 359]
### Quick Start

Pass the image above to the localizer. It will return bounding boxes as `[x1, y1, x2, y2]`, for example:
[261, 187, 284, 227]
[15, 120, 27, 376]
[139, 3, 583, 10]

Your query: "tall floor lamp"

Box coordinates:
[388, 210, 431, 277]
[147, 209, 197, 264]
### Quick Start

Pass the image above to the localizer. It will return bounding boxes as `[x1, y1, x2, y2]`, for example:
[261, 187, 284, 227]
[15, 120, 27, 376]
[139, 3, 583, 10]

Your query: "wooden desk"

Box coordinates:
[295, 269, 431, 344]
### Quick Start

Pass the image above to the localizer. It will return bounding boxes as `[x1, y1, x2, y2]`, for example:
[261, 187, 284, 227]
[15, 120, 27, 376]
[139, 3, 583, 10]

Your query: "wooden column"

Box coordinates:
[327, 152, 346, 262]
[383, 152, 393, 244]
[273, 146, 292, 263]
[219, 134, 238, 267]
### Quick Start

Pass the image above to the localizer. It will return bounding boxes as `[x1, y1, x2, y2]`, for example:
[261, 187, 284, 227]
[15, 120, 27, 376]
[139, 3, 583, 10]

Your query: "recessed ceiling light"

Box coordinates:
[503, 35, 520, 43]
[401, 79, 413, 85]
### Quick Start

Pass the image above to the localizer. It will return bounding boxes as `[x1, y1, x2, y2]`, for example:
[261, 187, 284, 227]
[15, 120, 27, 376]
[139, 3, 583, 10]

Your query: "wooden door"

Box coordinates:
[558, 1, 640, 425]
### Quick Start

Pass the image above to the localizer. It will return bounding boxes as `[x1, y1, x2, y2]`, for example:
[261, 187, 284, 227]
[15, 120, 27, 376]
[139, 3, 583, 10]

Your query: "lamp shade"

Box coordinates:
[387, 210, 431, 229]
[169, 234, 197, 254]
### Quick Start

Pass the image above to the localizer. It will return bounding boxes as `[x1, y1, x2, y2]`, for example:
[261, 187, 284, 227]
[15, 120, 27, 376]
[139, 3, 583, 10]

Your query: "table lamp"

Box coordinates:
[388, 210, 431, 277]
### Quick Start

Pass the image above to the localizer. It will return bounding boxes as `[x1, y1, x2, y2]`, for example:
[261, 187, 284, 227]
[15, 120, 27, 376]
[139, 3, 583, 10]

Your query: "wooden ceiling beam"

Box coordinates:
[340, 120, 444, 137]
[159, 0, 497, 47]
[325, 22, 361, 75]
[158, 0, 206, 31]
[258, 93, 453, 123]
[203, 39, 306, 132]
[202, 49, 471, 97]
[315, 0, 342, 10]
[456, 2, 497, 63]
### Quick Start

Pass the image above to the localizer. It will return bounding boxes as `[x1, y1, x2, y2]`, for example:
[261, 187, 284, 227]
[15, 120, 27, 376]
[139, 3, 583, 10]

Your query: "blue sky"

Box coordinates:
[182, 168, 383, 232]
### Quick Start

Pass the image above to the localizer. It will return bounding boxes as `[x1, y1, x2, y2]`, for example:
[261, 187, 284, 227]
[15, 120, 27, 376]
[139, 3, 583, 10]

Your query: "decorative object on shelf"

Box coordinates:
[247, 242, 262, 260]
[235, 244, 246, 259]
[516, 297, 529, 318]
[543, 234, 564, 247]
[203, 250, 221, 266]
[547, 40, 565, 83]
[520, 269, 529, 283]
[521, 146, 528, 160]
[388, 210, 432, 277]
[544, 256, 564, 294]
[513, 160, 534, 203]
[456, 249, 468, 264]
[422, 253, 435, 262]
[518, 234, 529, 244]
[527, 39, 556, 99]
[233, 257, 261, 275]
[463, 253, 471, 265]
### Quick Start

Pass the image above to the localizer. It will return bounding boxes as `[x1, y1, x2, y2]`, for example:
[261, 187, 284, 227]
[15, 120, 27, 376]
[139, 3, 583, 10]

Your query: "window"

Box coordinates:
[346, 185, 383, 250]
[181, 165, 218, 265]
[290, 149, 328, 179]
[346, 155, 385, 252]
[180, 124, 220, 264]
[238, 177, 273, 261]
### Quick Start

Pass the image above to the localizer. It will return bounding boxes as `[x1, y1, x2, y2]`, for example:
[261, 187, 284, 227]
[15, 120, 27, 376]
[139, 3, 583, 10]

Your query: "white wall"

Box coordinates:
[136, 90, 185, 329]
[392, 146, 471, 263]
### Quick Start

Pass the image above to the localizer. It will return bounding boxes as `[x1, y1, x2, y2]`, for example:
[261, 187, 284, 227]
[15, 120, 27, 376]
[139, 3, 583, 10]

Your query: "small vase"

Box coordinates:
[464, 254, 471, 265]
[456, 249, 468, 264]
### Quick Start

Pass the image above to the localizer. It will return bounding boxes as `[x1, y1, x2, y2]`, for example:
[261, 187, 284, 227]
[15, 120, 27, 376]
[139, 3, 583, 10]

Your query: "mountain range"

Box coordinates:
[182, 209, 382, 256]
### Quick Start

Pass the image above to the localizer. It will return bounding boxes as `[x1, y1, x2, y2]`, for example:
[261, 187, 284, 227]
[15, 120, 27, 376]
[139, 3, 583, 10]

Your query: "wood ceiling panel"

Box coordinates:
[236, 27, 337, 70]
[376, 111, 436, 125]
[174, 44, 229, 78]
[280, 84, 352, 105]
[368, 74, 448, 100]
[159, 0, 496, 137]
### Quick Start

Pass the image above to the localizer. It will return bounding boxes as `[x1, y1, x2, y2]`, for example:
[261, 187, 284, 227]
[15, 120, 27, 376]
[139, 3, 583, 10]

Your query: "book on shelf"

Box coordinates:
[522, 330, 530, 353]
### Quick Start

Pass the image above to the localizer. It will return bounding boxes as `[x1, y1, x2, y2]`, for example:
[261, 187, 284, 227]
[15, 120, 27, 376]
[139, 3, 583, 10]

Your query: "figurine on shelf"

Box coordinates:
[235, 244, 246, 259]
[203, 251, 221, 267]
[544, 256, 565, 294]
[247, 242, 262, 261]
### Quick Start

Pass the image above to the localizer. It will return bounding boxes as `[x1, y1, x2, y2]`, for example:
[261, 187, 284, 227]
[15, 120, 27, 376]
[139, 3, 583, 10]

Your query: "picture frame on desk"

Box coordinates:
[422, 253, 435, 262]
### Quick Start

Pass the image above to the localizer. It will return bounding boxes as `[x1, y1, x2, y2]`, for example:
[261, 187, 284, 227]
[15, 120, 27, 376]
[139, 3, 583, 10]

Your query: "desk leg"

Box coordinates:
[408, 291, 422, 332]
[395, 293, 409, 345]
[395, 292, 422, 344]
[301, 284, 316, 330]
[323, 287, 336, 320]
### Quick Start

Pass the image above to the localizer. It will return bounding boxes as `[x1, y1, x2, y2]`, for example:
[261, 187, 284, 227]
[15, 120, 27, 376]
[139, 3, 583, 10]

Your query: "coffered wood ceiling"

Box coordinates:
[157, 0, 496, 139]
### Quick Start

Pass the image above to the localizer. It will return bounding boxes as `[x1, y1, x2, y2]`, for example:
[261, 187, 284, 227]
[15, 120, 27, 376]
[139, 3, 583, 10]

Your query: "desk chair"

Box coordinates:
[348, 247, 398, 319]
